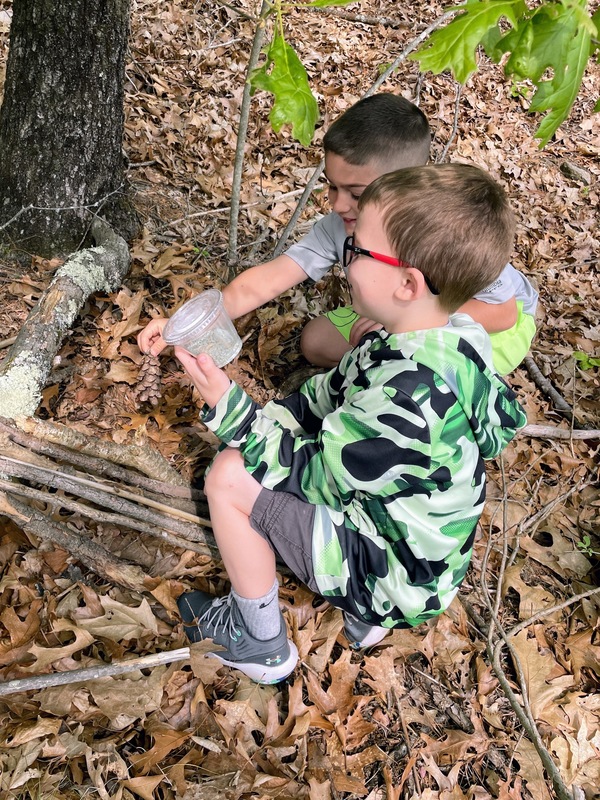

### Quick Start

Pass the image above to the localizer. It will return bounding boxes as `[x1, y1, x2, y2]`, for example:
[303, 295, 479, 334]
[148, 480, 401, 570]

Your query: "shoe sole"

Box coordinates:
[208, 640, 299, 684]
[346, 627, 390, 650]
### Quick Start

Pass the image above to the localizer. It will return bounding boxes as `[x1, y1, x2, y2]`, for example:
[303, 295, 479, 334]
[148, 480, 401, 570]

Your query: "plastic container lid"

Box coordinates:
[163, 289, 223, 341]
[162, 289, 242, 367]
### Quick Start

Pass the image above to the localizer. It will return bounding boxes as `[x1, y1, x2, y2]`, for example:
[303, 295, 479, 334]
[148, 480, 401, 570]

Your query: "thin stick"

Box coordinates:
[227, 0, 271, 275]
[161, 188, 305, 231]
[524, 356, 574, 420]
[505, 586, 600, 639]
[479, 470, 576, 800]
[519, 423, 600, 440]
[0, 648, 190, 697]
[436, 82, 462, 163]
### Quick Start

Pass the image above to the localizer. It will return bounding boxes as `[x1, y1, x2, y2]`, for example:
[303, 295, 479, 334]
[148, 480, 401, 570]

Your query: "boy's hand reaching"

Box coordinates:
[349, 316, 382, 348]
[174, 348, 231, 408]
[137, 317, 168, 357]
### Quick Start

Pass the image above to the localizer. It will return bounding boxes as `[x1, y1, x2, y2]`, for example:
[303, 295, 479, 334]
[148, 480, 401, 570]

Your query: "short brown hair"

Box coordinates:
[324, 93, 430, 170]
[358, 164, 515, 312]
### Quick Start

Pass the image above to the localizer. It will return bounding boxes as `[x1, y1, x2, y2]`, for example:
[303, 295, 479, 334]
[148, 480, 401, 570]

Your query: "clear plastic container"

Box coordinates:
[162, 289, 242, 367]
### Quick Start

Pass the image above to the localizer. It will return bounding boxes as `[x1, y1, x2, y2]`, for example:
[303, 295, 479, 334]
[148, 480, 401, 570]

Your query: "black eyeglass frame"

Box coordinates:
[342, 236, 439, 296]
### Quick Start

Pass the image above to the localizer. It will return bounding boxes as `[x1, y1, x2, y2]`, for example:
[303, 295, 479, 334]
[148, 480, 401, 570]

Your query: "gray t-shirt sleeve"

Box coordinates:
[474, 263, 538, 316]
[285, 213, 347, 281]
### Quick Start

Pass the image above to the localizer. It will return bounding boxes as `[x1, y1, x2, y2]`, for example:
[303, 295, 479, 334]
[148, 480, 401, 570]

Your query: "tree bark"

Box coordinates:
[0, 0, 138, 258]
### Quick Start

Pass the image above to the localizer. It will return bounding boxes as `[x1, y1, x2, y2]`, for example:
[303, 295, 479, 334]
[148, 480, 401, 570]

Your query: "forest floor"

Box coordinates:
[0, 1, 599, 799]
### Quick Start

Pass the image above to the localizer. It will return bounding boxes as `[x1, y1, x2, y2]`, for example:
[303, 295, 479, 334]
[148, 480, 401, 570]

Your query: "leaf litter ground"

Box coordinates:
[0, 1, 599, 798]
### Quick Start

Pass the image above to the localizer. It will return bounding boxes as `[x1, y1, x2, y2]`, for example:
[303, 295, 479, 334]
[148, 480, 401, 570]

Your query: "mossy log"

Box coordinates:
[0, 219, 130, 419]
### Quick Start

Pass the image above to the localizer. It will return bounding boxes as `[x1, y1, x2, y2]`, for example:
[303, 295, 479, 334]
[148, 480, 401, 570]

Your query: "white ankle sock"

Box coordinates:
[231, 579, 281, 640]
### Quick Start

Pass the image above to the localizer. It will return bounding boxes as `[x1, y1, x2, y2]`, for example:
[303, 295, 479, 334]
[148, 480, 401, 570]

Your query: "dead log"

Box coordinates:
[0, 491, 151, 593]
[0, 417, 221, 588]
[0, 218, 130, 419]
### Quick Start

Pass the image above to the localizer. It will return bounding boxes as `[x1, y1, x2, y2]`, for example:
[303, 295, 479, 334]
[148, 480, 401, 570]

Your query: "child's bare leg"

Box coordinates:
[300, 316, 350, 367]
[204, 447, 277, 598]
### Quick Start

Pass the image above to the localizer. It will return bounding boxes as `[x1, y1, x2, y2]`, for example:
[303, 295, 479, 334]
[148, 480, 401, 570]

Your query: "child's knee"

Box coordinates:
[204, 448, 245, 496]
[300, 316, 347, 366]
[300, 317, 325, 361]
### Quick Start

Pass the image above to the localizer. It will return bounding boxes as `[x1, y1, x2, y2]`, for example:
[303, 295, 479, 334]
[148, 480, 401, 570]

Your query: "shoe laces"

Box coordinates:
[198, 595, 243, 642]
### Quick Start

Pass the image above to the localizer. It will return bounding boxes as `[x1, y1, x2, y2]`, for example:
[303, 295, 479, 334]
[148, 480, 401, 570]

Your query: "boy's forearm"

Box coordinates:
[222, 255, 307, 319]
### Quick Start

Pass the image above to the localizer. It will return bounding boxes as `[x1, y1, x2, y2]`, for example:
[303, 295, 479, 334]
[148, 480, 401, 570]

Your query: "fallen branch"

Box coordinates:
[524, 356, 574, 422]
[0, 647, 190, 697]
[0, 491, 151, 593]
[519, 423, 600, 440]
[0, 417, 201, 500]
[0, 218, 130, 419]
[0, 455, 211, 539]
[18, 417, 186, 486]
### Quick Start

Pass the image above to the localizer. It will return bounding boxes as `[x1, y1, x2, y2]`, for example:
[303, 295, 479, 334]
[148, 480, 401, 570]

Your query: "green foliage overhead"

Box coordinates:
[411, 0, 599, 147]
[249, 32, 319, 147]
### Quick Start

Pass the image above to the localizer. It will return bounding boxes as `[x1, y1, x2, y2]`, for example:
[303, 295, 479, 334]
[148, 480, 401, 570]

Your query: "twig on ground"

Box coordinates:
[505, 585, 600, 639]
[519, 423, 600, 440]
[524, 356, 575, 421]
[0, 648, 190, 697]
[479, 462, 582, 800]
[160, 188, 305, 232]
[312, 7, 410, 28]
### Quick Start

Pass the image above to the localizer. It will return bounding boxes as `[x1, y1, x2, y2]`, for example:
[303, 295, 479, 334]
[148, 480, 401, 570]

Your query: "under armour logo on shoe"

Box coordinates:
[265, 655, 282, 665]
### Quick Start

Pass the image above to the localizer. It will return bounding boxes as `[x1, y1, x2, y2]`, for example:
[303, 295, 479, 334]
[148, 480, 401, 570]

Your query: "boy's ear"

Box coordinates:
[393, 267, 427, 301]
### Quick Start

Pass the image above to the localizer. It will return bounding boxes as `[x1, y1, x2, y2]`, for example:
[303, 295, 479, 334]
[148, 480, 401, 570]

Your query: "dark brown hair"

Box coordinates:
[359, 164, 516, 312]
[324, 93, 430, 170]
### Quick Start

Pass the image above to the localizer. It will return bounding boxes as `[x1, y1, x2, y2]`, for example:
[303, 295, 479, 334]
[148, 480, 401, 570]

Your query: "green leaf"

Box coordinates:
[499, 2, 593, 146]
[410, 0, 527, 83]
[249, 33, 319, 147]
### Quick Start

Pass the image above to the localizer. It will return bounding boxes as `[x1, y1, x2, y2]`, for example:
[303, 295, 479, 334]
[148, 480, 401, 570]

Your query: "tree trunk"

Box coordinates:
[0, 0, 138, 258]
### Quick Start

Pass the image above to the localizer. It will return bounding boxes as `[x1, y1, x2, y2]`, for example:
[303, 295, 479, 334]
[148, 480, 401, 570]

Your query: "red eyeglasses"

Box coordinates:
[343, 236, 439, 295]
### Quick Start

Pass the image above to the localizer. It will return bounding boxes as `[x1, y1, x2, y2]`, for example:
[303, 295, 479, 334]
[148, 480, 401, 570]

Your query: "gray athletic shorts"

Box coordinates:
[250, 487, 320, 594]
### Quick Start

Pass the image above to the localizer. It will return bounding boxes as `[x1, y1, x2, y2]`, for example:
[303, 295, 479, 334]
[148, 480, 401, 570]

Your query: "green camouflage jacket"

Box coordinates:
[202, 314, 527, 628]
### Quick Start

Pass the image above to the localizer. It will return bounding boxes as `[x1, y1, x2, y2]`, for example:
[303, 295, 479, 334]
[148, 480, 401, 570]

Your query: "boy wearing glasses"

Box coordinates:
[138, 93, 538, 376]
[174, 163, 527, 684]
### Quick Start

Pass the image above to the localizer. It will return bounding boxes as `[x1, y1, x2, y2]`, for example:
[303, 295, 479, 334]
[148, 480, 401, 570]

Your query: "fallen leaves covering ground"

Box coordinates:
[0, 1, 599, 798]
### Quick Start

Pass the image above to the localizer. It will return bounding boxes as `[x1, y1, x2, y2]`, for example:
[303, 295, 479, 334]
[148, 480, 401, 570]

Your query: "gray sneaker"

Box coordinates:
[343, 612, 391, 650]
[178, 591, 298, 684]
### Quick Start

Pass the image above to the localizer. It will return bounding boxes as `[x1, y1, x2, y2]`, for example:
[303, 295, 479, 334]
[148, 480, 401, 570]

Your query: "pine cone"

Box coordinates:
[136, 354, 162, 407]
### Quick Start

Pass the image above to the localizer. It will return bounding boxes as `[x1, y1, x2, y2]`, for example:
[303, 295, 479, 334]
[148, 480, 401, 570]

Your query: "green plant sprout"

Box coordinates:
[573, 351, 600, 370]
[576, 534, 600, 557]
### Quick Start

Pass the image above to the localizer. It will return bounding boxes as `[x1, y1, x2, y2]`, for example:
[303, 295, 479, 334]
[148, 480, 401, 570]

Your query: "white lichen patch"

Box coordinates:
[55, 247, 112, 295]
[0, 353, 45, 418]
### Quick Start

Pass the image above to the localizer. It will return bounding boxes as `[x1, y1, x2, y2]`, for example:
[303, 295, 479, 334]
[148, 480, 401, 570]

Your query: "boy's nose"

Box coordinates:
[331, 191, 351, 214]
